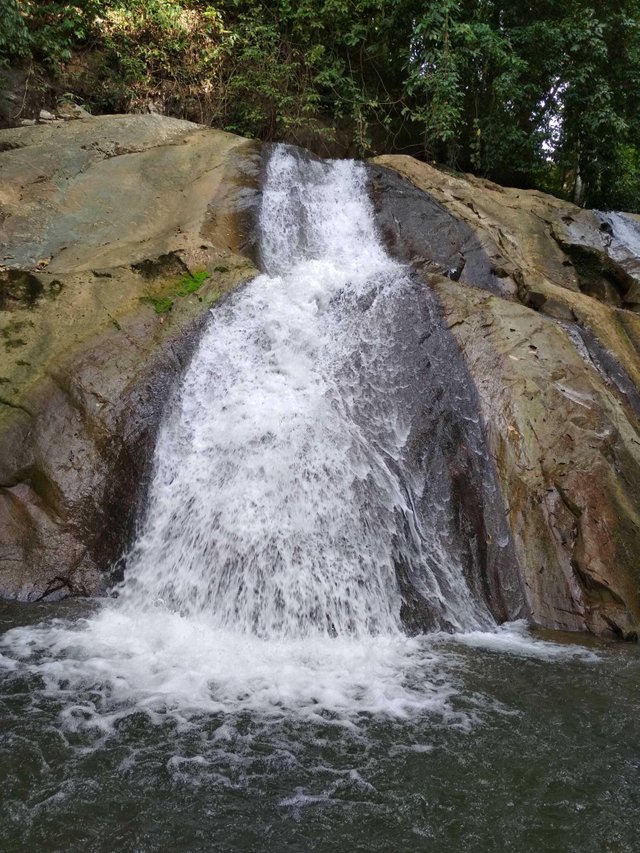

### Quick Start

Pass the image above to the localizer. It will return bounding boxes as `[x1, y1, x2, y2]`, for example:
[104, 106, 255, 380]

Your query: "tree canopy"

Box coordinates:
[2, 0, 640, 209]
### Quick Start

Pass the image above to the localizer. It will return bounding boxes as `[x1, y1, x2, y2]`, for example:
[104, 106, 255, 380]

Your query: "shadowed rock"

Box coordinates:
[370, 156, 640, 639]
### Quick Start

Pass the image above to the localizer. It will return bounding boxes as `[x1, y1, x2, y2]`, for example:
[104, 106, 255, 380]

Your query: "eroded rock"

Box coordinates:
[371, 156, 640, 639]
[0, 114, 260, 600]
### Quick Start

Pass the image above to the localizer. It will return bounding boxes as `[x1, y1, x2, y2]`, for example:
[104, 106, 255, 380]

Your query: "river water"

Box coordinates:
[2, 599, 639, 852]
[1, 148, 639, 851]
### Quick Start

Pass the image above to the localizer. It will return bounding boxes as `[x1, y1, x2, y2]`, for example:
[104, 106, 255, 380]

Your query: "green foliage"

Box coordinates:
[0, 0, 30, 62]
[401, 0, 640, 208]
[590, 144, 640, 212]
[140, 294, 174, 314]
[18, 1, 104, 67]
[3, 0, 640, 209]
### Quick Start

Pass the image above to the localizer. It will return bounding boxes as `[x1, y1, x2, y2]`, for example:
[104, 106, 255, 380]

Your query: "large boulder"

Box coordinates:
[0, 114, 259, 600]
[370, 157, 640, 639]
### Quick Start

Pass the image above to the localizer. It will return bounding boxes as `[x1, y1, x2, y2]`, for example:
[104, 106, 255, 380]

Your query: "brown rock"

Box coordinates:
[0, 114, 260, 600]
[433, 279, 640, 637]
[371, 155, 640, 639]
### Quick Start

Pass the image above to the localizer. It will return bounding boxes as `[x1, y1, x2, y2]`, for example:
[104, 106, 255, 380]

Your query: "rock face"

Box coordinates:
[1, 118, 639, 641]
[0, 114, 259, 600]
[370, 158, 640, 639]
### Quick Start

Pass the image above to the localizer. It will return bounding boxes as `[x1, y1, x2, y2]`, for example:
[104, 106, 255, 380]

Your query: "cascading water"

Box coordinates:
[1, 147, 619, 853]
[0, 146, 528, 721]
[120, 145, 492, 639]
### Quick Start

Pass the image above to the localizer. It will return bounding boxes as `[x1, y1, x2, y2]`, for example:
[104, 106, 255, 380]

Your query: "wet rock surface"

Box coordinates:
[367, 164, 506, 295]
[0, 114, 260, 600]
[553, 210, 640, 311]
[371, 156, 640, 639]
[1, 120, 639, 641]
[390, 278, 528, 631]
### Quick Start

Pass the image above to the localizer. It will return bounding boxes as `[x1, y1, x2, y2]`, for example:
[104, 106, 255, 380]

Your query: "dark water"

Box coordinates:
[2, 602, 638, 853]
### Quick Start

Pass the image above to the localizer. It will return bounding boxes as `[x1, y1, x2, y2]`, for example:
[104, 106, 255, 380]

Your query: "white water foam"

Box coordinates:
[447, 621, 600, 662]
[0, 147, 596, 730]
[2, 611, 461, 724]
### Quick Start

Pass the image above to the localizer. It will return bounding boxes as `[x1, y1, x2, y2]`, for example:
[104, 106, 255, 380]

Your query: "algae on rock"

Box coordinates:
[0, 114, 259, 600]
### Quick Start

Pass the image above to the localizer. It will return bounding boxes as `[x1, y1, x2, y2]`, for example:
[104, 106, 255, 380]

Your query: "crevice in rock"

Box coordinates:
[571, 559, 626, 607]
[554, 483, 583, 519]
[77, 132, 195, 161]
[562, 323, 640, 419]
[0, 396, 33, 417]
[35, 574, 88, 601]
[553, 238, 639, 311]
[131, 251, 191, 280]
[601, 613, 639, 643]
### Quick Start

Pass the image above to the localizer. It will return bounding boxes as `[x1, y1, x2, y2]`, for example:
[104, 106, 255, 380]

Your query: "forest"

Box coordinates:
[2, 0, 640, 210]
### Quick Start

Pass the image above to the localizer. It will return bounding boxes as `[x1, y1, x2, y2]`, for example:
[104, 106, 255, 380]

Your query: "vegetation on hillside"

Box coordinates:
[1, 0, 640, 210]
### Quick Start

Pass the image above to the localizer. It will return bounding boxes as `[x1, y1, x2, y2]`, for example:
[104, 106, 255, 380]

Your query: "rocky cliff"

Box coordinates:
[0, 113, 259, 600]
[370, 157, 640, 639]
[1, 115, 639, 640]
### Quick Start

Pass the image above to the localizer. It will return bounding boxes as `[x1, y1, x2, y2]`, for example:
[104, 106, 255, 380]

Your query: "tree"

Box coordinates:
[2, 0, 639, 209]
[402, 0, 640, 208]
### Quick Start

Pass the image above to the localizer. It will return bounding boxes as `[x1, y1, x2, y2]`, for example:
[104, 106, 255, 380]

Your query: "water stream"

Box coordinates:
[1, 147, 639, 852]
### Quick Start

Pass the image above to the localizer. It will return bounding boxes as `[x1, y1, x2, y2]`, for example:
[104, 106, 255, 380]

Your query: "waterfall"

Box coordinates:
[0, 147, 614, 853]
[0, 145, 520, 721]
[119, 145, 492, 638]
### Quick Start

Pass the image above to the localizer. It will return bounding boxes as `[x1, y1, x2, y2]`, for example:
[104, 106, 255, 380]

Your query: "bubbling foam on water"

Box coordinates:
[0, 146, 551, 727]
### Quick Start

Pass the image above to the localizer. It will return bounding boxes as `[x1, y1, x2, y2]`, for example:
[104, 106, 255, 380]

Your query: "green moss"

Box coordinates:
[140, 270, 211, 315]
[1, 319, 34, 339]
[140, 295, 174, 315]
[175, 270, 210, 297]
